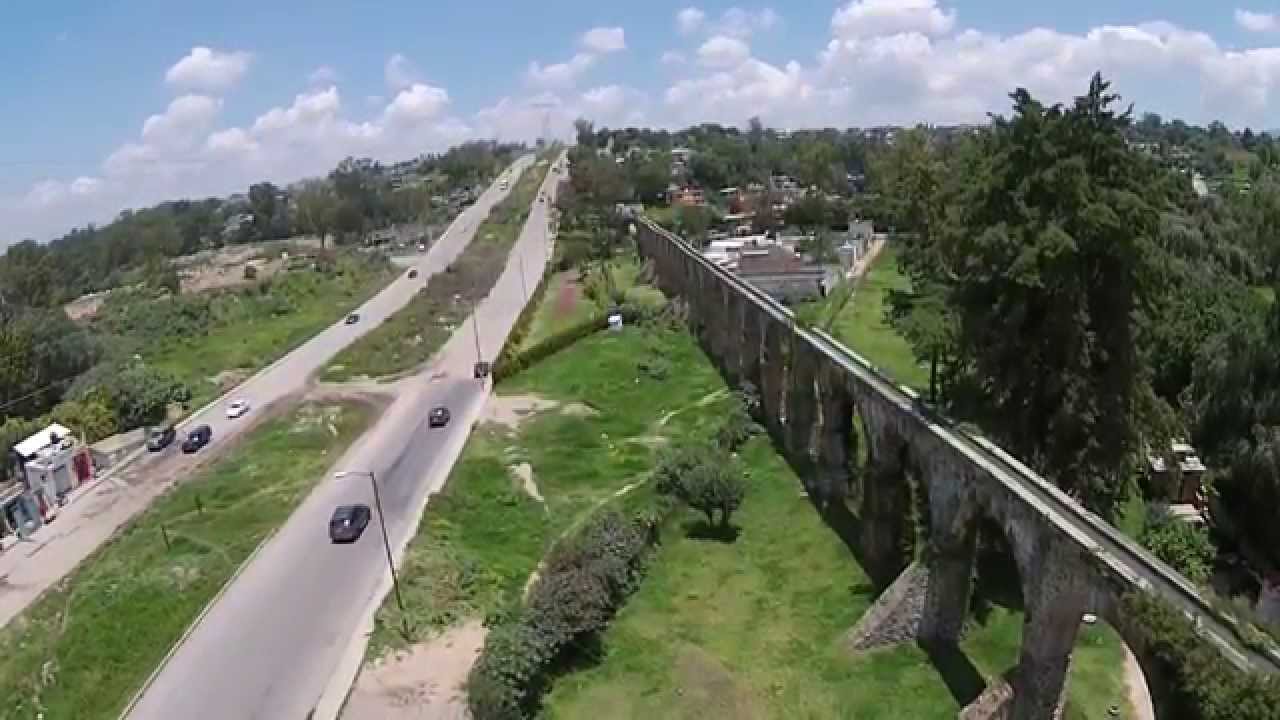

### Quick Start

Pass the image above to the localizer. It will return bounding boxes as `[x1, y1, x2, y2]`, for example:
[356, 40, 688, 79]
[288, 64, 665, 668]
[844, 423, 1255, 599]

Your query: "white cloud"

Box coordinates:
[661, 50, 688, 66]
[385, 53, 419, 91]
[164, 47, 252, 91]
[141, 95, 222, 149]
[698, 35, 751, 68]
[526, 53, 595, 89]
[382, 83, 451, 125]
[718, 7, 780, 38]
[581, 27, 626, 53]
[205, 127, 257, 155]
[308, 65, 339, 86]
[1236, 9, 1278, 33]
[69, 177, 101, 196]
[677, 7, 706, 35]
[832, 0, 955, 39]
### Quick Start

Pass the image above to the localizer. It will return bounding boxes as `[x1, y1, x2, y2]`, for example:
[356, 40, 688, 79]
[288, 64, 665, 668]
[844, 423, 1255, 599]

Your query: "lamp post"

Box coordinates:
[334, 470, 410, 640]
[518, 252, 529, 303]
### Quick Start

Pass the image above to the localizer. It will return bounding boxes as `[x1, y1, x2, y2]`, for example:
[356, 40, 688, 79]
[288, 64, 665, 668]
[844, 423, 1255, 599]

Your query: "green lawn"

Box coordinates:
[0, 400, 374, 720]
[366, 324, 731, 656]
[825, 245, 929, 393]
[143, 254, 396, 409]
[543, 437, 1130, 719]
[325, 156, 554, 381]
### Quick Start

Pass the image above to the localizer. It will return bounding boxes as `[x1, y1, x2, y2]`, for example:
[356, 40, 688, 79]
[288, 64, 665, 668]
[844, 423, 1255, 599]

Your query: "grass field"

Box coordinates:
[543, 436, 1130, 720]
[366, 323, 731, 657]
[0, 400, 374, 720]
[823, 245, 929, 393]
[141, 254, 396, 409]
[325, 157, 553, 381]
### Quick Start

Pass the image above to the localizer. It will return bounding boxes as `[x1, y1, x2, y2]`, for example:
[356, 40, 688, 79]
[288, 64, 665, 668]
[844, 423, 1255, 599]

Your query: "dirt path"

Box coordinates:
[1123, 643, 1156, 720]
[342, 620, 487, 720]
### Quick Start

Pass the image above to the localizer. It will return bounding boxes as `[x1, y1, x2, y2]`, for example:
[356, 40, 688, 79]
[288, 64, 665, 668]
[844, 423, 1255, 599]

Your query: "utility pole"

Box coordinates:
[334, 470, 411, 640]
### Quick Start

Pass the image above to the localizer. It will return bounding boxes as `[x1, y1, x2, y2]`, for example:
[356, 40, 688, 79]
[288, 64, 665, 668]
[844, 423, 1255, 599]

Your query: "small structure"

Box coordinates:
[735, 246, 832, 304]
[668, 186, 706, 207]
[3, 423, 94, 538]
[1146, 439, 1207, 508]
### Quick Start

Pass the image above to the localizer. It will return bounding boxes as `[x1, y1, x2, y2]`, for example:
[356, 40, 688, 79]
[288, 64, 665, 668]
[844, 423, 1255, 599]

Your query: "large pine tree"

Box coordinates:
[939, 74, 1161, 511]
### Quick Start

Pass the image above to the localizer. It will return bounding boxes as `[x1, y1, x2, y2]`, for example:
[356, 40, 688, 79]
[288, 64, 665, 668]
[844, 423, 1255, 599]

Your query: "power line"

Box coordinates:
[0, 377, 76, 415]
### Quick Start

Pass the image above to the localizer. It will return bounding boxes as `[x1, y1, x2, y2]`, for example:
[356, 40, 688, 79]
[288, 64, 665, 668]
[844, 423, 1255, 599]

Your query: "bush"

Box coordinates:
[493, 315, 606, 383]
[715, 390, 761, 453]
[1122, 593, 1280, 719]
[468, 512, 654, 720]
[1139, 507, 1215, 585]
[93, 362, 191, 429]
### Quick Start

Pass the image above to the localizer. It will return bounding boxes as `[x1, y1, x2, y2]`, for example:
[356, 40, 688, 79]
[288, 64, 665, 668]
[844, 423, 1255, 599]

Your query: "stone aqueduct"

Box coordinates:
[633, 218, 1279, 719]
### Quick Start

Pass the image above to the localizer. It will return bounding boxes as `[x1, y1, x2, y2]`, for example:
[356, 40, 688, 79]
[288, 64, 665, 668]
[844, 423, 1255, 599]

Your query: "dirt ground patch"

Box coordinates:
[554, 274, 580, 316]
[482, 393, 562, 430]
[510, 462, 545, 503]
[343, 620, 487, 720]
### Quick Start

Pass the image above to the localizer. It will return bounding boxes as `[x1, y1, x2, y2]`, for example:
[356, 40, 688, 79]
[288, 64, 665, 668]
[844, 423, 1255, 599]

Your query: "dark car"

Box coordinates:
[408, 268, 419, 279]
[329, 504, 372, 543]
[181, 424, 213, 454]
[473, 361, 491, 379]
[146, 425, 176, 452]
[428, 406, 451, 428]
[345, 313, 360, 325]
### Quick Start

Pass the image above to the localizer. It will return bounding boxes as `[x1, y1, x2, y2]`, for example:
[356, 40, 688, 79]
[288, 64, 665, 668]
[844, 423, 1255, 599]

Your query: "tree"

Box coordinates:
[629, 155, 671, 204]
[294, 180, 336, 249]
[674, 453, 746, 530]
[937, 74, 1163, 512]
[675, 204, 713, 242]
[574, 118, 595, 148]
[248, 182, 280, 240]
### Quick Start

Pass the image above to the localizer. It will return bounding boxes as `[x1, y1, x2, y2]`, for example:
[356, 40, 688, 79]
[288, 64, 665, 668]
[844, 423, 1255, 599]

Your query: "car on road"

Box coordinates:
[181, 424, 213, 454]
[146, 425, 176, 452]
[226, 399, 251, 419]
[428, 406, 451, 428]
[407, 268, 418, 279]
[345, 312, 360, 325]
[329, 504, 372, 543]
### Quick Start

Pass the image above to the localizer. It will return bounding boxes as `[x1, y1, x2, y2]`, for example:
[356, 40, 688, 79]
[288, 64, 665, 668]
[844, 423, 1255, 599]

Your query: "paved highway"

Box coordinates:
[0, 157, 535, 633]
[124, 153, 565, 720]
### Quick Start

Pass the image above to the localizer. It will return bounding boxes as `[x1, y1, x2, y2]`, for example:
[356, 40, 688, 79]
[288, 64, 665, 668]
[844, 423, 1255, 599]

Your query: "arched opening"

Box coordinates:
[953, 515, 1145, 719]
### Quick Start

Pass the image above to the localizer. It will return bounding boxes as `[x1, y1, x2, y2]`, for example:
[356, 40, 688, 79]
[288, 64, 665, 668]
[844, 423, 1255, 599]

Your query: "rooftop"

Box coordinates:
[737, 246, 822, 276]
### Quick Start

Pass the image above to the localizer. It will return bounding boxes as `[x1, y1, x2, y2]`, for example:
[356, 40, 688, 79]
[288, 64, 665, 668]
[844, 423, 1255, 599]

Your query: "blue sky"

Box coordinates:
[3, 0, 1280, 243]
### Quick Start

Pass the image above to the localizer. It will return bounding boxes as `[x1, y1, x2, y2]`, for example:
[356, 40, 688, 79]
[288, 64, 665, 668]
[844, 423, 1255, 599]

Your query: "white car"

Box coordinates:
[226, 399, 251, 419]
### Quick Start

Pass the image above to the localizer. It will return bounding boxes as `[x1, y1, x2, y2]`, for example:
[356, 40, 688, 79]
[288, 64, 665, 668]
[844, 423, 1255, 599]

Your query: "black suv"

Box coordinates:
[428, 406, 451, 428]
[181, 424, 213, 454]
[147, 425, 176, 452]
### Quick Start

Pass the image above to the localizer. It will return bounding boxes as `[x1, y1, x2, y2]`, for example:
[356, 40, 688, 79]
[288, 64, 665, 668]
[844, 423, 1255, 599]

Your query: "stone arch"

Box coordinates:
[1093, 590, 1174, 719]
[852, 394, 926, 586]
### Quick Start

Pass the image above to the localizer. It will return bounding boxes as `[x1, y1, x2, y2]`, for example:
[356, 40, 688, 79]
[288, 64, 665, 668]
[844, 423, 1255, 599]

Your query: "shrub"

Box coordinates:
[493, 315, 606, 383]
[1122, 592, 1280, 719]
[715, 391, 761, 453]
[1139, 507, 1215, 585]
[467, 512, 654, 720]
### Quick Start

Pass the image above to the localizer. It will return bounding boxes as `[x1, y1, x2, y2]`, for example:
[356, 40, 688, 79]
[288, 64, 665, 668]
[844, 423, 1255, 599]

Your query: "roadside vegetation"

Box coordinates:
[365, 314, 730, 657]
[0, 142, 519, 483]
[0, 400, 374, 720]
[324, 153, 556, 381]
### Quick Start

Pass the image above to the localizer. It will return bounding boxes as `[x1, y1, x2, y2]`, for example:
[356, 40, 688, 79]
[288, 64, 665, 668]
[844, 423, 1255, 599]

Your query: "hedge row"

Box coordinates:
[467, 511, 660, 720]
[492, 314, 606, 383]
[1121, 592, 1280, 720]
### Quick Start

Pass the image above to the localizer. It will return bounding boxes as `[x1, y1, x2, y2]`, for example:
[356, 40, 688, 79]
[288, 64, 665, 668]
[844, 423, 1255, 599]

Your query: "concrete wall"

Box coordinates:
[633, 217, 1257, 720]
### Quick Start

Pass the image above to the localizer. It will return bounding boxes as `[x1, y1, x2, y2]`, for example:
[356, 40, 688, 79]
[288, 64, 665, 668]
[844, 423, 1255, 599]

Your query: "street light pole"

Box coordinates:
[518, 253, 529, 303]
[335, 470, 411, 640]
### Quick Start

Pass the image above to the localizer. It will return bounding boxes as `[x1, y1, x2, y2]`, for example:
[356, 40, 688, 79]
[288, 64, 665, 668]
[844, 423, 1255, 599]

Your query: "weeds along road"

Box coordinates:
[0, 155, 536, 633]
[123, 152, 566, 720]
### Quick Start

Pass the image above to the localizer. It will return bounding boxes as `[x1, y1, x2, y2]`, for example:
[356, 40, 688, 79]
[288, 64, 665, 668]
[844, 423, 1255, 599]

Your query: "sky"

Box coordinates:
[3, 0, 1280, 245]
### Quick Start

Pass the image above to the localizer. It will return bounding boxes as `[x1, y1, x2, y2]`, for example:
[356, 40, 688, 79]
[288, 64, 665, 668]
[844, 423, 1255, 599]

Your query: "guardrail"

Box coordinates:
[638, 217, 1280, 675]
